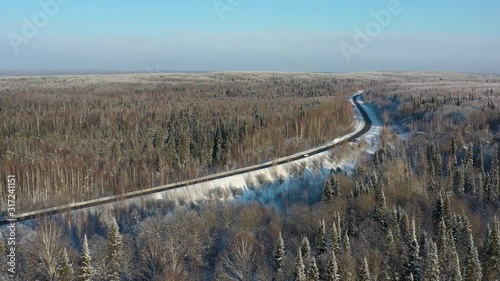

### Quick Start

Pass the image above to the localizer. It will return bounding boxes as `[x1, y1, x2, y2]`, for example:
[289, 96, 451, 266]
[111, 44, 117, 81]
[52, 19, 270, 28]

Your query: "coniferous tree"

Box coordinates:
[330, 222, 341, 255]
[484, 218, 500, 280]
[273, 232, 285, 274]
[306, 257, 320, 281]
[448, 247, 462, 281]
[294, 248, 306, 281]
[433, 194, 445, 232]
[300, 237, 311, 259]
[453, 167, 465, 196]
[399, 210, 410, 241]
[377, 184, 387, 210]
[450, 137, 457, 158]
[464, 165, 475, 195]
[464, 234, 482, 281]
[323, 250, 340, 281]
[407, 219, 421, 280]
[358, 257, 371, 281]
[106, 217, 123, 281]
[380, 229, 399, 281]
[460, 214, 472, 248]
[78, 234, 93, 281]
[423, 241, 440, 281]
[331, 174, 341, 197]
[316, 220, 327, 256]
[438, 219, 449, 253]
[339, 231, 355, 281]
[323, 179, 333, 203]
[342, 231, 352, 255]
[59, 248, 75, 281]
[474, 144, 484, 174]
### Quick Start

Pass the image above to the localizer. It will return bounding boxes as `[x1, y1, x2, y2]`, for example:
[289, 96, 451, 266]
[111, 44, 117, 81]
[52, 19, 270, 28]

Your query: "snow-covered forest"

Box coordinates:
[1, 71, 500, 280]
[0, 73, 357, 212]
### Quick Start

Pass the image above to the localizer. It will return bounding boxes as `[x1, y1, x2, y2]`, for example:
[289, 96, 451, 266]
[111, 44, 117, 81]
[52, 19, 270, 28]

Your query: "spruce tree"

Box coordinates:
[443, 195, 451, 227]
[464, 234, 482, 281]
[358, 257, 371, 281]
[300, 237, 311, 259]
[294, 248, 306, 281]
[323, 250, 340, 281]
[342, 231, 352, 255]
[306, 257, 320, 281]
[106, 217, 123, 281]
[380, 230, 398, 281]
[450, 137, 457, 157]
[400, 210, 410, 241]
[330, 222, 341, 255]
[331, 174, 341, 197]
[316, 220, 327, 256]
[484, 218, 500, 280]
[453, 167, 465, 196]
[464, 166, 475, 195]
[273, 232, 285, 273]
[460, 214, 472, 249]
[59, 248, 75, 281]
[433, 194, 445, 232]
[407, 219, 421, 280]
[377, 184, 387, 210]
[78, 234, 93, 281]
[423, 241, 440, 281]
[449, 247, 462, 281]
[323, 179, 333, 203]
[474, 144, 484, 174]
[438, 218, 449, 253]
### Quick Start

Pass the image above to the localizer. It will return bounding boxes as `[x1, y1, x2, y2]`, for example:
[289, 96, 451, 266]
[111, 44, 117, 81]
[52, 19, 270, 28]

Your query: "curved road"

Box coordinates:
[0, 92, 372, 225]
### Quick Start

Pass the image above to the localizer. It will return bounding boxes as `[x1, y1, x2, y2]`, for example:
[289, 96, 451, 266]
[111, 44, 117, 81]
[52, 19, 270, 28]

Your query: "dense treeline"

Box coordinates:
[0, 73, 359, 212]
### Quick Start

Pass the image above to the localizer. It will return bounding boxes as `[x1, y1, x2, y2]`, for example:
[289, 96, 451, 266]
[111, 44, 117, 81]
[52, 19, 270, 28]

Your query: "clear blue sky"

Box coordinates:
[1, 0, 499, 73]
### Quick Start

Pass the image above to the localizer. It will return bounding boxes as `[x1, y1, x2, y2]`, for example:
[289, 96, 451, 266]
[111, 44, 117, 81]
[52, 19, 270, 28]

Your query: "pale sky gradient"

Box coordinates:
[1, 0, 499, 73]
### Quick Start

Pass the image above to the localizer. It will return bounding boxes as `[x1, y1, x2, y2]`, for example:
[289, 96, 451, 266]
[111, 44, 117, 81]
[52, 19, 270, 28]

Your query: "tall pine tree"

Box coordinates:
[407, 219, 421, 280]
[464, 234, 482, 281]
[330, 222, 341, 255]
[78, 234, 93, 281]
[106, 217, 123, 281]
[306, 257, 320, 281]
[59, 248, 74, 281]
[273, 232, 285, 274]
[294, 248, 306, 281]
[323, 250, 340, 281]
[484, 218, 500, 280]
[358, 257, 371, 281]
[316, 220, 327, 256]
[300, 237, 311, 259]
[423, 241, 440, 281]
